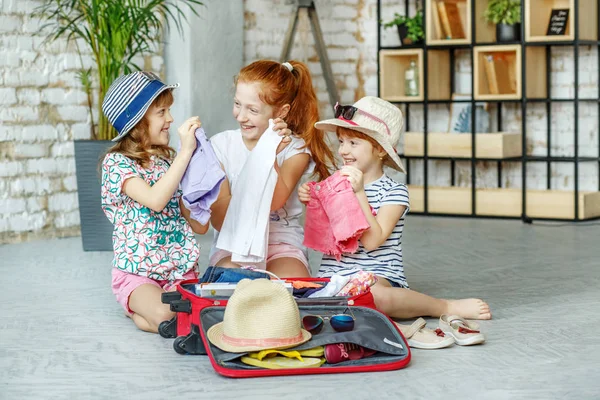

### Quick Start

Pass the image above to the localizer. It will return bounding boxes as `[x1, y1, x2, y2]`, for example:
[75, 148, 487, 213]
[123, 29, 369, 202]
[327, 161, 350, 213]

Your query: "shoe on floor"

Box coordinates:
[439, 314, 485, 346]
[395, 318, 455, 349]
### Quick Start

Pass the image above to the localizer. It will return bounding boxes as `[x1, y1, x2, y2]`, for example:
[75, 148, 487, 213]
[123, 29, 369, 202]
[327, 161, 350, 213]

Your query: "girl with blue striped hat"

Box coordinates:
[100, 71, 208, 333]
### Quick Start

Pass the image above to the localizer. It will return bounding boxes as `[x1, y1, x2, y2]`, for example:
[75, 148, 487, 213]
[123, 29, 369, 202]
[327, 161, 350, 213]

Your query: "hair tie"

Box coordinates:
[282, 62, 293, 72]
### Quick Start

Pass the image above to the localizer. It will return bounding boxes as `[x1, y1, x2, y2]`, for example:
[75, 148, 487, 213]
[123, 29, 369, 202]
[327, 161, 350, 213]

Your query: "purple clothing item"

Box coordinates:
[180, 127, 226, 224]
[303, 171, 370, 260]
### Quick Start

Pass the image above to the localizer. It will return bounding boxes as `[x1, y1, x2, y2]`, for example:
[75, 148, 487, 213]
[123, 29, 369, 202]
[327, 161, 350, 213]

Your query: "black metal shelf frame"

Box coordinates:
[376, 0, 600, 222]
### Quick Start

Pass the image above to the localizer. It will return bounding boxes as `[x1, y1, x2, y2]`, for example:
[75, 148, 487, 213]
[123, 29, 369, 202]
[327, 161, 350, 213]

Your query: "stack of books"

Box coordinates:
[432, 0, 466, 40]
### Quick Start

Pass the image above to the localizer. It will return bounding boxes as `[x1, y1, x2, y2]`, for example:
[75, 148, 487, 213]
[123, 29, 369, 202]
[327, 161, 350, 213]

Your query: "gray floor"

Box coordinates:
[2, 216, 600, 400]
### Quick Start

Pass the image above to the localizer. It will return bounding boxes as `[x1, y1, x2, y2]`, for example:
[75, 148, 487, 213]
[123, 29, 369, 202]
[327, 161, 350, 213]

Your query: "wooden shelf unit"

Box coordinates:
[474, 0, 497, 43]
[525, 0, 598, 42]
[474, 45, 548, 100]
[379, 49, 424, 102]
[408, 186, 600, 220]
[404, 131, 522, 158]
[426, 0, 471, 45]
[380, 49, 453, 102]
[377, 0, 600, 221]
[474, 45, 521, 100]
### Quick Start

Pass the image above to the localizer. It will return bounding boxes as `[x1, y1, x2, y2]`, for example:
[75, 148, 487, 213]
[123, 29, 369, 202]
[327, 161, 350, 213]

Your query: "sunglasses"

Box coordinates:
[302, 307, 356, 334]
[333, 102, 392, 137]
[334, 103, 360, 120]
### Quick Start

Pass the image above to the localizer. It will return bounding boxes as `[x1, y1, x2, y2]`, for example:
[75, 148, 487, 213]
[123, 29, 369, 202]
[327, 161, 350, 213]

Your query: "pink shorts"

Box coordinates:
[111, 268, 198, 315]
[209, 243, 310, 273]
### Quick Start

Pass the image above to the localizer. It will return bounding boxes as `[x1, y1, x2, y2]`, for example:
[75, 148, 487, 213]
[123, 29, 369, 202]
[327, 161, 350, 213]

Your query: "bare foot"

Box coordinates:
[445, 298, 491, 320]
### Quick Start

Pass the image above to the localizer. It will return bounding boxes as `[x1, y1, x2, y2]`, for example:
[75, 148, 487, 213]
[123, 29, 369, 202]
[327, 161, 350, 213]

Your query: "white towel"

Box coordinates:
[216, 120, 282, 266]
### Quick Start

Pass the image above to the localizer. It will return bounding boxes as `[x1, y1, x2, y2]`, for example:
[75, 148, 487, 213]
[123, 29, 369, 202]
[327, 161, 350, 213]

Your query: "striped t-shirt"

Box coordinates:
[318, 174, 410, 288]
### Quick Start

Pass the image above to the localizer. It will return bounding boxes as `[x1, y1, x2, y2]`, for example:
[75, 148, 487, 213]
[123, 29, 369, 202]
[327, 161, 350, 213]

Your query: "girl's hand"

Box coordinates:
[298, 182, 312, 204]
[276, 135, 292, 155]
[178, 116, 201, 154]
[340, 165, 364, 193]
[273, 117, 292, 155]
[272, 117, 291, 137]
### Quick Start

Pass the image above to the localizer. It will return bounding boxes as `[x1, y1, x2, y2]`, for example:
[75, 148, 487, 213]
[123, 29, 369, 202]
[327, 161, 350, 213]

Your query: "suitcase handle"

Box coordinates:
[170, 299, 192, 313]
[295, 297, 349, 306]
[161, 291, 182, 304]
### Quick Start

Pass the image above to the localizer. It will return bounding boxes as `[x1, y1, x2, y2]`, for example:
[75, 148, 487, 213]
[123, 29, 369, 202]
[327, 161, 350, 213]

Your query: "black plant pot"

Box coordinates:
[496, 23, 521, 42]
[396, 24, 423, 46]
[74, 140, 114, 251]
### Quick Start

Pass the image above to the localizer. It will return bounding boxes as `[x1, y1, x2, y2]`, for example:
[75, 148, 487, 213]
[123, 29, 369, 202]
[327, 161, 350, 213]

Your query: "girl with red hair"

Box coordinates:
[209, 60, 335, 278]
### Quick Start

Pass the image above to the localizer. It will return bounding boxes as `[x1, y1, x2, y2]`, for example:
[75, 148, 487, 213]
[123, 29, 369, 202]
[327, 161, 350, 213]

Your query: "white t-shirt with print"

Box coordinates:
[209, 129, 314, 260]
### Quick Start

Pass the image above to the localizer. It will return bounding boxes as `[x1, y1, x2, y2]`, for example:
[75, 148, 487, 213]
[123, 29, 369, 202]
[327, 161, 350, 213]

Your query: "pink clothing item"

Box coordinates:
[209, 242, 310, 273]
[303, 171, 370, 261]
[337, 270, 378, 297]
[112, 268, 198, 315]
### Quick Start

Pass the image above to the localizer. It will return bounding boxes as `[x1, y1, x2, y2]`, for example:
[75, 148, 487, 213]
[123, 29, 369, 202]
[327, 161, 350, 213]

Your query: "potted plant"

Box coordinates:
[35, 0, 203, 251]
[484, 0, 522, 42]
[383, 10, 424, 46]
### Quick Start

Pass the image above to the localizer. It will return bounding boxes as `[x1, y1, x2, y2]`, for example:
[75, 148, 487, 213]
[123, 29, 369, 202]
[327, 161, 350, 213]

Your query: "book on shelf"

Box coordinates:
[494, 54, 517, 94]
[483, 55, 499, 95]
[437, 2, 453, 39]
[443, 1, 465, 39]
[431, 1, 444, 40]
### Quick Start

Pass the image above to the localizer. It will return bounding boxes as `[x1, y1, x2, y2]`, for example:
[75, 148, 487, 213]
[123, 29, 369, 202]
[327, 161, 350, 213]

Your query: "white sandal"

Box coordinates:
[395, 318, 455, 349]
[439, 315, 486, 346]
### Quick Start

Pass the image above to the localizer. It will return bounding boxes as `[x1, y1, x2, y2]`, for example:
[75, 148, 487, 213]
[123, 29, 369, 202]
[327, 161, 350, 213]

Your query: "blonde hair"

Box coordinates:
[106, 90, 176, 169]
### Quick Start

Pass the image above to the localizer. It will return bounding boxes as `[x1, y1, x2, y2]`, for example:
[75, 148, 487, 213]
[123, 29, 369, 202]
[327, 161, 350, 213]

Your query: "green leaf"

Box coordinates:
[382, 10, 424, 42]
[33, 0, 205, 141]
[484, 0, 522, 25]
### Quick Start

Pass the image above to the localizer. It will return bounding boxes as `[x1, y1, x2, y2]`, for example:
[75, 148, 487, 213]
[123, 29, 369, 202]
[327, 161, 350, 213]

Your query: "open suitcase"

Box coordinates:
[200, 303, 411, 378]
[160, 278, 411, 377]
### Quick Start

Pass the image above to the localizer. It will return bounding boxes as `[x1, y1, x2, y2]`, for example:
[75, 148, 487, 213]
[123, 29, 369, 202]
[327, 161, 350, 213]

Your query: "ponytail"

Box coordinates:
[287, 61, 335, 181]
[237, 60, 335, 181]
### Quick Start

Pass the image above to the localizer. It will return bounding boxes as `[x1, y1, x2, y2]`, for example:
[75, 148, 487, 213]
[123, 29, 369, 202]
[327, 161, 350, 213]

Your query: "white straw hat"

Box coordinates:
[315, 96, 405, 173]
[206, 279, 311, 353]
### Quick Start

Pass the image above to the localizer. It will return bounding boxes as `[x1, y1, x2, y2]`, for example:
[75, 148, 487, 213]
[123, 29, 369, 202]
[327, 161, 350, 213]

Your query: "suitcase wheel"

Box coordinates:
[173, 336, 188, 355]
[158, 317, 177, 339]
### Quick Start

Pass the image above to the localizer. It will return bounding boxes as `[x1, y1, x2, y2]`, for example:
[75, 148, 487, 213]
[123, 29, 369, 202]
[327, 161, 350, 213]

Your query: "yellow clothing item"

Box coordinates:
[240, 356, 325, 369]
[247, 346, 325, 361]
[241, 346, 326, 369]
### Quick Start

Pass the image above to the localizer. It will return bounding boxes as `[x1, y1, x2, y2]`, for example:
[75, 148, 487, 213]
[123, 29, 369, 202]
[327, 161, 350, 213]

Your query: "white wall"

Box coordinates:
[165, 0, 244, 145]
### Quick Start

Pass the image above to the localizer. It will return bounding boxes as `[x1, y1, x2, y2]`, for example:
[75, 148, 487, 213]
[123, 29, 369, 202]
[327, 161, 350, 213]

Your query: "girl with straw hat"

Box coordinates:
[299, 97, 491, 347]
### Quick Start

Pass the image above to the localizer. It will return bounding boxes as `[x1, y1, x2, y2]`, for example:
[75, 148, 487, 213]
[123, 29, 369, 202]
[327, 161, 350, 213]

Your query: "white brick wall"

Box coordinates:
[0, 1, 161, 243]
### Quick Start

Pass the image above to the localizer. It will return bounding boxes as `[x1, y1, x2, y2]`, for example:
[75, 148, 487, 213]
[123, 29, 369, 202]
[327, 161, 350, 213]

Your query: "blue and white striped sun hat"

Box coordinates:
[102, 71, 180, 142]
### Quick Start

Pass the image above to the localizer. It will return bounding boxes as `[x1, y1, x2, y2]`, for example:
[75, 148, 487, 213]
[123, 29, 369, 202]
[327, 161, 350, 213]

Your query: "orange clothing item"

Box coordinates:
[288, 280, 324, 289]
